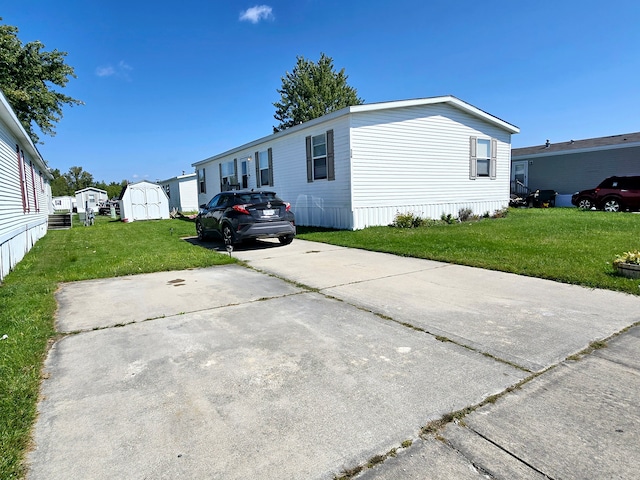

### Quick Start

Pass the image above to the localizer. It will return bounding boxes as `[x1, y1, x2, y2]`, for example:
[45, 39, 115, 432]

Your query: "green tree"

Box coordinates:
[50, 168, 71, 196]
[96, 180, 127, 200]
[64, 166, 93, 192]
[0, 19, 83, 143]
[273, 53, 363, 132]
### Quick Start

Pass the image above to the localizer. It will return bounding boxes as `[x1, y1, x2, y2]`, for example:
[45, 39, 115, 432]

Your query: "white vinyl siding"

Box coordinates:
[194, 116, 352, 229]
[0, 107, 52, 282]
[157, 174, 198, 212]
[350, 103, 512, 227]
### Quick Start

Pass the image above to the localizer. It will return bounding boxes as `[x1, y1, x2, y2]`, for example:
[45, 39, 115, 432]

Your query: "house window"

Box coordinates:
[198, 168, 206, 193]
[469, 137, 497, 180]
[259, 151, 270, 185]
[476, 139, 490, 177]
[312, 134, 327, 180]
[221, 161, 235, 186]
[254, 149, 273, 187]
[241, 161, 248, 189]
[306, 130, 334, 182]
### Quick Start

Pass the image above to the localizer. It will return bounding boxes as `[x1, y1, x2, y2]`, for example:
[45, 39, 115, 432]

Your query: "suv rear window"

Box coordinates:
[235, 192, 281, 204]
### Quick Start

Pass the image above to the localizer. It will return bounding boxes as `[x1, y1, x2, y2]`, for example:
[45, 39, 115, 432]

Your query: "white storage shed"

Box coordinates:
[119, 180, 170, 222]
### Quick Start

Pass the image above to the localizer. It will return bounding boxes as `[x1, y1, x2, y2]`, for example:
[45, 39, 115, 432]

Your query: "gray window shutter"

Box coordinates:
[219, 163, 223, 189]
[306, 136, 313, 183]
[255, 151, 260, 187]
[469, 136, 477, 180]
[233, 158, 238, 185]
[490, 138, 497, 180]
[326, 129, 335, 181]
[267, 148, 274, 186]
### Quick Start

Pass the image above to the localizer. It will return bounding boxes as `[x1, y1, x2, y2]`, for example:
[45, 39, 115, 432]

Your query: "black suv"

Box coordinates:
[196, 190, 295, 245]
[571, 176, 640, 212]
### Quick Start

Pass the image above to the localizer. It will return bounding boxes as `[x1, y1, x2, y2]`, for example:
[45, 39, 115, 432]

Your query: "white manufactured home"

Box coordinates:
[75, 187, 107, 213]
[0, 90, 53, 281]
[52, 195, 76, 212]
[193, 96, 519, 230]
[157, 172, 198, 212]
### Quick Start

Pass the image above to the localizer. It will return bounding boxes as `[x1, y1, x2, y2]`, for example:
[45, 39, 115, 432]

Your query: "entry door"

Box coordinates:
[511, 161, 528, 188]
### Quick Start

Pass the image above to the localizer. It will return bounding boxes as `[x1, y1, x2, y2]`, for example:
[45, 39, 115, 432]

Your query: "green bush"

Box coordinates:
[440, 213, 457, 224]
[391, 211, 424, 228]
[458, 208, 474, 222]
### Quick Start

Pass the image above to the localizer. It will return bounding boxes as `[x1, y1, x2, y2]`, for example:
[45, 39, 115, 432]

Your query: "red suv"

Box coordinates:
[571, 176, 640, 212]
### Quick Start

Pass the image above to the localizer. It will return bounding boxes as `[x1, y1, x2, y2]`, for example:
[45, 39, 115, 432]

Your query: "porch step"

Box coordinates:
[48, 213, 72, 230]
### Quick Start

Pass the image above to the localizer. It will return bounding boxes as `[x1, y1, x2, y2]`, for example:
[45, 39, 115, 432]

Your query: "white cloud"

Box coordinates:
[239, 5, 274, 24]
[95, 61, 133, 80]
[95, 66, 115, 77]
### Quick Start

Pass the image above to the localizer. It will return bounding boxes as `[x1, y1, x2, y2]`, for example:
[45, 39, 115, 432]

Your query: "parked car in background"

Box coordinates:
[98, 201, 120, 216]
[571, 176, 640, 212]
[196, 190, 296, 246]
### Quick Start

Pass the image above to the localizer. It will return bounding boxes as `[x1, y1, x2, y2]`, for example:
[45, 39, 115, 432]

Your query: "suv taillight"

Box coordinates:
[285, 202, 291, 212]
[232, 204, 250, 215]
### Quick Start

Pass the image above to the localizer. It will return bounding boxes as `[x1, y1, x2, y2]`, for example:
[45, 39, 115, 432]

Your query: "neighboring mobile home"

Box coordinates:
[511, 132, 640, 205]
[193, 96, 519, 230]
[75, 187, 108, 213]
[157, 172, 198, 212]
[0, 90, 53, 282]
[52, 195, 76, 212]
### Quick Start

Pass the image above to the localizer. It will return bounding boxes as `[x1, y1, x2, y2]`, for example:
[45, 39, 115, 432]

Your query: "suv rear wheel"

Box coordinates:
[196, 221, 208, 241]
[603, 197, 622, 212]
[279, 234, 294, 245]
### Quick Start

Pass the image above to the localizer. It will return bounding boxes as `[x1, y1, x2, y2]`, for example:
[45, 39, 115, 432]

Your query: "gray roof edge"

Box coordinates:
[157, 172, 197, 183]
[193, 96, 519, 167]
[513, 132, 640, 157]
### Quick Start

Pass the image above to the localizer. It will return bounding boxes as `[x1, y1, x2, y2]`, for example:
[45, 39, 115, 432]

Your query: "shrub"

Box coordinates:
[458, 208, 473, 222]
[491, 208, 509, 219]
[440, 213, 457, 224]
[391, 211, 424, 228]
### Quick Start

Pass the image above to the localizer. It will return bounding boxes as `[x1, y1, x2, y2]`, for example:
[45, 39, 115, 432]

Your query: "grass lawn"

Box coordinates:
[1, 208, 639, 478]
[298, 208, 640, 295]
[0, 216, 233, 479]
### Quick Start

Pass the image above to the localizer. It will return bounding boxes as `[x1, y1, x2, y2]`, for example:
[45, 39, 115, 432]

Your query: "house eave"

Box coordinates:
[0, 89, 52, 180]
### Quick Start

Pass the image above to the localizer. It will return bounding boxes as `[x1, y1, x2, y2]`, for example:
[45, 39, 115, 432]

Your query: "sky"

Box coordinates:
[3, 0, 640, 184]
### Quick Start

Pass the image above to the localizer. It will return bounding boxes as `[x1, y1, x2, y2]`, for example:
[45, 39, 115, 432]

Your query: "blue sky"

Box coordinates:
[4, 1, 639, 184]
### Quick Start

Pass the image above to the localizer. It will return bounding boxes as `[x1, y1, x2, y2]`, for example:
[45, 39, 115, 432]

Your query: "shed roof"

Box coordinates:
[75, 187, 107, 194]
[513, 132, 640, 158]
[193, 95, 519, 167]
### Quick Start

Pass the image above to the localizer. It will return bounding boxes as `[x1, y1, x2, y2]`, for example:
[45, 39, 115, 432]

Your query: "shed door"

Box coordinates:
[130, 186, 163, 220]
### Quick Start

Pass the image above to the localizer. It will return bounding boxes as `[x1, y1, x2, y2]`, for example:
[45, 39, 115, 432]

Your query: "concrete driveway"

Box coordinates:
[27, 239, 640, 479]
